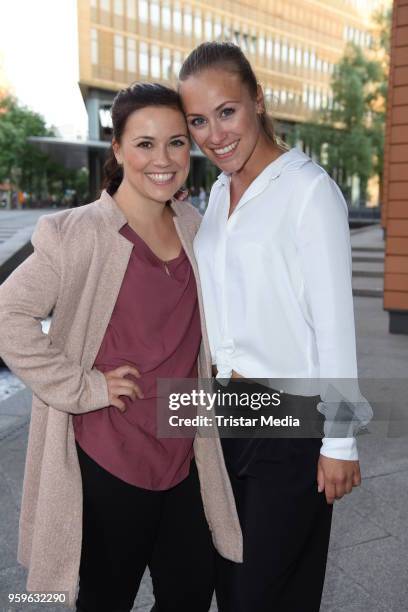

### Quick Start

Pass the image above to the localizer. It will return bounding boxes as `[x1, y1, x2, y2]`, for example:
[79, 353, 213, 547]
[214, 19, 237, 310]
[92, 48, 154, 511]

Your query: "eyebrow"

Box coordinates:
[131, 134, 188, 141]
[186, 100, 239, 117]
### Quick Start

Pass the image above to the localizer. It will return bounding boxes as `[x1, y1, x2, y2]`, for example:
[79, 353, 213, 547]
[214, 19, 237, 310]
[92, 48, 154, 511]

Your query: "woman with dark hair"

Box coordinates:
[0, 82, 243, 611]
[178, 42, 371, 612]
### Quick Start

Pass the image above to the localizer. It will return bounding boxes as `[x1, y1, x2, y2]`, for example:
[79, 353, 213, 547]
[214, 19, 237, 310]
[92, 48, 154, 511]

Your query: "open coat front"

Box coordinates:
[0, 191, 242, 608]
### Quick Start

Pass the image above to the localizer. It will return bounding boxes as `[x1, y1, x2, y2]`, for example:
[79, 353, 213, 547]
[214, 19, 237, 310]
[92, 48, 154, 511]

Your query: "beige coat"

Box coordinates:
[0, 190, 242, 608]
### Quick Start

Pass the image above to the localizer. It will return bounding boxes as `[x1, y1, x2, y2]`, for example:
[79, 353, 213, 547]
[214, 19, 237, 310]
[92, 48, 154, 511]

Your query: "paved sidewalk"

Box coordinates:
[0, 210, 57, 267]
[0, 228, 407, 612]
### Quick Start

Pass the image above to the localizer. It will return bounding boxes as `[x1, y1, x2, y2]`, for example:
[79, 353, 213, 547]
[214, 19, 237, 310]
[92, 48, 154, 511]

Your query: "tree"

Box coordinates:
[289, 8, 391, 205]
[0, 96, 89, 202]
[0, 96, 53, 195]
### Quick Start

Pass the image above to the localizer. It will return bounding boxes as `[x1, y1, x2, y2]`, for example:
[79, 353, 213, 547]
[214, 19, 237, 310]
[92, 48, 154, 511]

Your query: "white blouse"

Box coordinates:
[194, 147, 367, 461]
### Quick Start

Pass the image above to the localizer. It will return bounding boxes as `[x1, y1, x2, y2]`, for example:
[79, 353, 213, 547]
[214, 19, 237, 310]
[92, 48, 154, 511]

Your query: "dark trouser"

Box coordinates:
[216, 436, 333, 612]
[75, 442, 215, 612]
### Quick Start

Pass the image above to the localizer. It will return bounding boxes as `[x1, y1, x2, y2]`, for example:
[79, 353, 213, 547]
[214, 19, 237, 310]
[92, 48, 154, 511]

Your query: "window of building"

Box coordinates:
[316, 58, 322, 72]
[173, 50, 182, 76]
[100, 0, 110, 11]
[139, 41, 149, 75]
[126, 0, 136, 19]
[274, 40, 281, 61]
[310, 51, 316, 70]
[322, 60, 328, 73]
[91, 28, 98, 65]
[328, 93, 334, 109]
[266, 38, 273, 59]
[114, 34, 125, 70]
[289, 46, 295, 65]
[307, 88, 313, 108]
[281, 42, 288, 63]
[214, 16, 222, 39]
[99, 109, 112, 129]
[232, 21, 241, 46]
[151, 45, 161, 77]
[127, 37, 136, 72]
[138, 0, 148, 23]
[162, 47, 171, 79]
[194, 9, 202, 38]
[258, 34, 265, 56]
[281, 89, 287, 104]
[173, 2, 182, 33]
[150, 0, 160, 26]
[296, 47, 302, 66]
[114, 0, 124, 15]
[205, 13, 212, 39]
[223, 19, 232, 41]
[162, 1, 171, 29]
[184, 6, 193, 35]
[250, 29, 257, 55]
[304, 49, 309, 67]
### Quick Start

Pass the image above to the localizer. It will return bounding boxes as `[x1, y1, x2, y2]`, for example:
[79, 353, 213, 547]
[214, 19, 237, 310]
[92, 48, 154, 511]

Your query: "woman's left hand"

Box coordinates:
[317, 455, 361, 505]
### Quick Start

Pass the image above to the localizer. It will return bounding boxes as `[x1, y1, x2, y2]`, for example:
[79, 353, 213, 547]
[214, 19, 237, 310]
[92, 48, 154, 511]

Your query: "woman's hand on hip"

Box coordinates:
[103, 365, 143, 412]
[317, 455, 361, 505]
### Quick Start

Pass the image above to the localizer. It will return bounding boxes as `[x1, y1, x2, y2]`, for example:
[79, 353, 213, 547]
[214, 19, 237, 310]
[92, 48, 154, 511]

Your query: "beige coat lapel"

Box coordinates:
[171, 200, 212, 378]
[81, 192, 133, 368]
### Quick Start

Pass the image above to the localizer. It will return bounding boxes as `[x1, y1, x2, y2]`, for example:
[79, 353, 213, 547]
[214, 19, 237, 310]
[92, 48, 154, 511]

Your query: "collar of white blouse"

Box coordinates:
[215, 147, 311, 217]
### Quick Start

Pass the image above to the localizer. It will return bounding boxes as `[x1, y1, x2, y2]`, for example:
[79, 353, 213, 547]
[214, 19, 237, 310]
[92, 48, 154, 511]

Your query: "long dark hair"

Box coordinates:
[103, 82, 186, 196]
[179, 42, 278, 145]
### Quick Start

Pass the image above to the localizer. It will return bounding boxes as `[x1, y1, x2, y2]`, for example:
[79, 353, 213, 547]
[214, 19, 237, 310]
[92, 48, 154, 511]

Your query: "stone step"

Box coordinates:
[352, 261, 384, 279]
[352, 246, 384, 253]
[352, 254, 384, 263]
[353, 288, 383, 297]
[352, 275, 383, 298]
[353, 270, 383, 278]
[352, 260, 384, 271]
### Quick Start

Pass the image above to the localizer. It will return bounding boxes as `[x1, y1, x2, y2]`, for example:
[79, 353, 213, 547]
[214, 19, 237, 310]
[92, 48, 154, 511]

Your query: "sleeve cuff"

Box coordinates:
[320, 437, 358, 461]
[87, 368, 110, 411]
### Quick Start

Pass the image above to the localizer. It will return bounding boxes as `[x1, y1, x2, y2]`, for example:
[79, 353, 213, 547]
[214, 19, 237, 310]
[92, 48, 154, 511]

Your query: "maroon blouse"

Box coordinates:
[73, 222, 201, 490]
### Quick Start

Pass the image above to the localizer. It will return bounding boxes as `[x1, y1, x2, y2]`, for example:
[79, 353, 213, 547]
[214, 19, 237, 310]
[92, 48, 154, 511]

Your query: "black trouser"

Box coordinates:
[75, 443, 215, 612]
[214, 383, 333, 612]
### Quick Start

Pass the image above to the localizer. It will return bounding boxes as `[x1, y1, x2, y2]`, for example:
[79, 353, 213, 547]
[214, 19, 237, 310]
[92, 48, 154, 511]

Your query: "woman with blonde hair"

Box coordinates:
[178, 42, 369, 612]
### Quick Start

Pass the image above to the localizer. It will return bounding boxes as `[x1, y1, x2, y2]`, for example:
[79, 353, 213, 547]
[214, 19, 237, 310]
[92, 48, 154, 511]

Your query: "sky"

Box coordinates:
[0, 0, 88, 139]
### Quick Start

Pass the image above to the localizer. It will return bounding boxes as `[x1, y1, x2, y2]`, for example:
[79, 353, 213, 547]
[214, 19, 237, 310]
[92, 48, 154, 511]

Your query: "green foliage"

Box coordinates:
[0, 96, 52, 191]
[290, 8, 391, 204]
[0, 96, 88, 201]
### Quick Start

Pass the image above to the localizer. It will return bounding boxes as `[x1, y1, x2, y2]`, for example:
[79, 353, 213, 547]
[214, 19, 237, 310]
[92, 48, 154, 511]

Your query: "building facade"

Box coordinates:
[76, 0, 388, 193]
[382, 0, 408, 334]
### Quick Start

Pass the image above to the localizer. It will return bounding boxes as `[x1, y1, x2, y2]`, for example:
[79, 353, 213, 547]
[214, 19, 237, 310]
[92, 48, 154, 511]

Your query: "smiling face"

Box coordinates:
[112, 105, 190, 204]
[179, 68, 265, 175]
